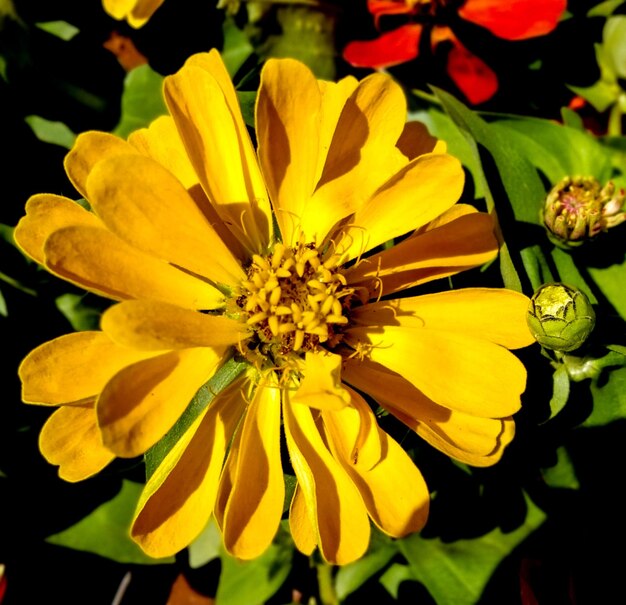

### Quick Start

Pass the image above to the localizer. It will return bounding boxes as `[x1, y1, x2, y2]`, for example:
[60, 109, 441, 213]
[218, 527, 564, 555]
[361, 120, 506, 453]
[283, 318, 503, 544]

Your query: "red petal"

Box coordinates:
[367, 0, 417, 19]
[445, 37, 498, 104]
[343, 24, 422, 69]
[459, 0, 566, 40]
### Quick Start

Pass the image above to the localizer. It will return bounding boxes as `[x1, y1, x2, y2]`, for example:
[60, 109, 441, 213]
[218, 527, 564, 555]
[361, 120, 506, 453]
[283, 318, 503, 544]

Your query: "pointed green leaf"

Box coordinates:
[188, 518, 222, 569]
[397, 494, 546, 605]
[113, 65, 167, 139]
[46, 480, 174, 565]
[24, 115, 76, 149]
[35, 20, 79, 41]
[548, 364, 571, 421]
[216, 524, 294, 605]
[584, 364, 626, 426]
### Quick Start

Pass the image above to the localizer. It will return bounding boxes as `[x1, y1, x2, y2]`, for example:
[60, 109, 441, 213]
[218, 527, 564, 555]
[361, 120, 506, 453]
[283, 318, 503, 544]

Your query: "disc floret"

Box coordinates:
[235, 238, 354, 367]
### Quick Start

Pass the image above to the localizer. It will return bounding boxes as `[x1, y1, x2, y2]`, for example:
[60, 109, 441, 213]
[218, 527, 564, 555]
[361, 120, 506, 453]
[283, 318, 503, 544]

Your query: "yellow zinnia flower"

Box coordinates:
[102, 0, 165, 28]
[15, 50, 534, 565]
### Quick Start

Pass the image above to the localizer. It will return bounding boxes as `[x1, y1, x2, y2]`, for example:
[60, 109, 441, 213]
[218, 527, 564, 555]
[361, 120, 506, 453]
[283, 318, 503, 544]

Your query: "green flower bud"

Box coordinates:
[526, 283, 596, 352]
[542, 176, 626, 250]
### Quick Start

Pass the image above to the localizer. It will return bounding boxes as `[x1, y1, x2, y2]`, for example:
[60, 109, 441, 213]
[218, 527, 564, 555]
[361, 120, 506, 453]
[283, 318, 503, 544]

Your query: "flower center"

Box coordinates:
[235, 240, 354, 367]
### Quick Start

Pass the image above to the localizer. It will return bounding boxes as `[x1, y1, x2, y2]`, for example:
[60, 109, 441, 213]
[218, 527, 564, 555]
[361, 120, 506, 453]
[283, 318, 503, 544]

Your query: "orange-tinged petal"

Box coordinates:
[19, 331, 157, 406]
[459, 0, 566, 41]
[289, 485, 317, 556]
[97, 347, 225, 457]
[64, 131, 137, 199]
[343, 24, 423, 69]
[131, 381, 247, 557]
[351, 288, 535, 350]
[291, 352, 351, 411]
[322, 390, 430, 537]
[164, 64, 270, 253]
[435, 28, 498, 105]
[13, 194, 102, 265]
[39, 403, 114, 482]
[256, 58, 322, 246]
[345, 211, 498, 296]
[219, 379, 284, 559]
[338, 153, 464, 260]
[101, 300, 247, 351]
[310, 73, 408, 244]
[345, 324, 527, 417]
[42, 225, 224, 309]
[283, 396, 370, 565]
[86, 153, 244, 288]
[343, 358, 517, 465]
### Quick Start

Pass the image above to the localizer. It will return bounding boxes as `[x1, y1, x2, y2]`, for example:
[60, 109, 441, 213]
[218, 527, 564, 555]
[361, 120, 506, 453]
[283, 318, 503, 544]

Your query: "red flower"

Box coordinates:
[343, 0, 567, 104]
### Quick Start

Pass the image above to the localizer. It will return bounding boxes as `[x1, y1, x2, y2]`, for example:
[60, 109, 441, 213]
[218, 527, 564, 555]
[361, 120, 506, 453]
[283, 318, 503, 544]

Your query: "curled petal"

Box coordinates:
[291, 352, 351, 411]
[19, 331, 156, 406]
[101, 300, 247, 350]
[14, 194, 102, 265]
[39, 404, 114, 482]
[218, 379, 284, 559]
[322, 390, 430, 536]
[97, 348, 225, 458]
[283, 396, 370, 564]
[131, 380, 247, 557]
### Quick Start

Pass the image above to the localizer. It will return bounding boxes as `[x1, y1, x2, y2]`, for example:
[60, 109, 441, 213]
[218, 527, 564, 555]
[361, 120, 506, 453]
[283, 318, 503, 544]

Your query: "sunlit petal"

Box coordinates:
[39, 403, 114, 482]
[291, 352, 351, 411]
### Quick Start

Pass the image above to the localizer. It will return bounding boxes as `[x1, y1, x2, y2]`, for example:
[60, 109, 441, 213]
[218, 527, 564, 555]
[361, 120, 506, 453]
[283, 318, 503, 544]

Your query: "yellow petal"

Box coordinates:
[86, 153, 244, 288]
[338, 153, 465, 260]
[43, 225, 224, 309]
[322, 390, 430, 537]
[283, 396, 370, 565]
[289, 485, 317, 556]
[351, 288, 534, 350]
[345, 324, 527, 417]
[19, 331, 156, 405]
[310, 73, 410, 244]
[102, 0, 164, 27]
[131, 380, 247, 557]
[164, 64, 270, 253]
[220, 379, 284, 560]
[345, 211, 498, 297]
[97, 347, 225, 457]
[396, 121, 442, 160]
[128, 116, 200, 190]
[64, 130, 137, 199]
[342, 358, 517, 465]
[256, 58, 321, 246]
[39, 404, 114, 482]
[101, 300, 247, 350]
[291, 351, 351, 411]
[14, 194, 102, 264]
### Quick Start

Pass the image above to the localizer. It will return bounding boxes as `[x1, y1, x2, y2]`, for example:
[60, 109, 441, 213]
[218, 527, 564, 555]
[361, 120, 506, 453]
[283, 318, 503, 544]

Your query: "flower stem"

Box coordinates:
[316, 561, 338, 605]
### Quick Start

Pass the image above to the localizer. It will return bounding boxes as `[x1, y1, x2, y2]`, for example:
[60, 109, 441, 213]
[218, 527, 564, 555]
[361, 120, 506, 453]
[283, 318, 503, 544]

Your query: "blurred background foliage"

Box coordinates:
[1, 0, 626, 603]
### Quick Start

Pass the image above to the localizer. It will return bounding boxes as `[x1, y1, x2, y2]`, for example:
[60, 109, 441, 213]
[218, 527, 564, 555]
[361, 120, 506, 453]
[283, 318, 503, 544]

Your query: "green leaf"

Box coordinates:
[584, 364, 626, 426]
[379, 563, 414, 599]
[588, 262, 626, 320]
[144, 356, 248, 479]
[491, 117, 615, 182]
[604, 15, 626, 79]
[46, 480, 174, 565]
[188, 518, 222, 569]
[24, 115, 76, 149]
[222, 17, 254, 77]
[335, 531, 397, 601]
[397, 493, 546, 605]
[35, 20, 79, 41]
[215, 524, 294, 605]
[547, 364, 571, 421]
[588, 0, 626, 17]
[237, 90, 257, 127]
[113, 65, 167, 139]
[0, 288, 6, 316]
[540, 446, 580, 490]
[568, 80, 620, 113]
[55, 293, 104, 331]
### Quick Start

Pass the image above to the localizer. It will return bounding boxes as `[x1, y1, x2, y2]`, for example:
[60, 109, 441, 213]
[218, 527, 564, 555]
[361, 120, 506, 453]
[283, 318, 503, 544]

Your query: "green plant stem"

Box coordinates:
[316, 561, 338, 605]
[608, 102, 623, 137]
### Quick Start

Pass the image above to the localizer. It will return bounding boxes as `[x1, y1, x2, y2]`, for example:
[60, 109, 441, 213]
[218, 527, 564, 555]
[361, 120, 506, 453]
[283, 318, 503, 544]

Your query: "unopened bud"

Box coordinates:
[542, 176, 626, 249]
[527, 283, 596, 352]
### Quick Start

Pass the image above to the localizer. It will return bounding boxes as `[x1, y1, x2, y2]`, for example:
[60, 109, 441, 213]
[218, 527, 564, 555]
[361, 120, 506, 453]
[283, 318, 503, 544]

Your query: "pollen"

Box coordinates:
[236, 238, 353, 364]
